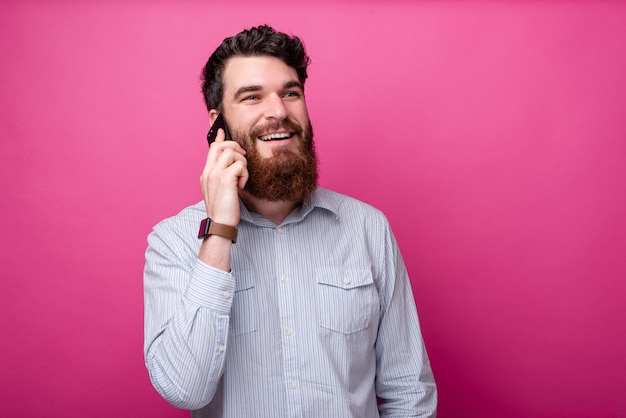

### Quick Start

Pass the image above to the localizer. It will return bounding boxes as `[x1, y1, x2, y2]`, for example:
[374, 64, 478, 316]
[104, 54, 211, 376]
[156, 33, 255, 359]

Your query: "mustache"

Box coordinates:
[249, 119, 304, 139]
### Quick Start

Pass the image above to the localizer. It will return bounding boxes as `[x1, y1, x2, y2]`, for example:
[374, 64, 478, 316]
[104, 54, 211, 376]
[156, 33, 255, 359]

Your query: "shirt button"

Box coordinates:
[343, 277, 351, 285]
[222, 291, 231, 299]
[281, 275, 288, 283]
[277, 226, 284, 234]
[289, 380, 297, 389]
[217, 344, 225, 352]
[285, 327, 293, 336]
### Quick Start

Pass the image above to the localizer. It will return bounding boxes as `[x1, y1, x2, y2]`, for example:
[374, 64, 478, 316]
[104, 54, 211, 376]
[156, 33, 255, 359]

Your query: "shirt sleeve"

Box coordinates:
[143, 221, 235, 410]
[375, 224, 438, 417]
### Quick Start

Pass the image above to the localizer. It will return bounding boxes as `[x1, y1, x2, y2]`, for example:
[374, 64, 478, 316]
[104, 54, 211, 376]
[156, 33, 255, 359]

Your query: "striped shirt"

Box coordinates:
[144, 187, 437, 417]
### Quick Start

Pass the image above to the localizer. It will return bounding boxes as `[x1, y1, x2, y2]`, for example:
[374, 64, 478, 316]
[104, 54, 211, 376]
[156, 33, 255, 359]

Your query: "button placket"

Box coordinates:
[274, 222, 300, 409]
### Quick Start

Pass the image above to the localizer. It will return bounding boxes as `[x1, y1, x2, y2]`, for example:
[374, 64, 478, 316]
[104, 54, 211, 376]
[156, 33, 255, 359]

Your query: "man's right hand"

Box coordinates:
[200, 128, 248, 226]
[198, 128, 248, 269]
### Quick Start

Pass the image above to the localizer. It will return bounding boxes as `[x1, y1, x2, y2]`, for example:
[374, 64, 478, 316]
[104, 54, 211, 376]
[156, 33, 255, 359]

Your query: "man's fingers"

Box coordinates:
[200, 140, 248, 192]
[212, 128, 226, 144]
[205, 135, 245, 170]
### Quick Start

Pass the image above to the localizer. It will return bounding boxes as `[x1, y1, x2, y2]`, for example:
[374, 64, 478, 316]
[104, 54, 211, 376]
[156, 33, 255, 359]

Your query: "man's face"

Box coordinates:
[218, 55, 317, 202]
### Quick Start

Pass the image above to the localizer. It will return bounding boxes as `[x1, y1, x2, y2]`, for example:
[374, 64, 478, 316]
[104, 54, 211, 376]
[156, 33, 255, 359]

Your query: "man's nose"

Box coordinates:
[263, 94, 288, 120]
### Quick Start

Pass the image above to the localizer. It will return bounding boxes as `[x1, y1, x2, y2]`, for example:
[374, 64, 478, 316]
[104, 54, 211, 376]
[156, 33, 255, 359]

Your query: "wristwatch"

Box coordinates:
[198, 218, 238, 243]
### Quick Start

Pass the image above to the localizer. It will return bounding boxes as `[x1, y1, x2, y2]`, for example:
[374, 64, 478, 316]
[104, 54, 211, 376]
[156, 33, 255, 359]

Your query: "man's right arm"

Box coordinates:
[143, 223, 235, 410]
[144, 126, 248, 409]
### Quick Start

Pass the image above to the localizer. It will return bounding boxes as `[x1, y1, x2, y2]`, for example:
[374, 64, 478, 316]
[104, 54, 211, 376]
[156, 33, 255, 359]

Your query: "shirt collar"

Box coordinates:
[301, 187, 339, 217]
[239, 187, 339, 226]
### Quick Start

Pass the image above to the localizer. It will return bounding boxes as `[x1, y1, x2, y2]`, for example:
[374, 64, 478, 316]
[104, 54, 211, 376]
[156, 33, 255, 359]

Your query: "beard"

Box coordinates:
[230, 118, 318, 202]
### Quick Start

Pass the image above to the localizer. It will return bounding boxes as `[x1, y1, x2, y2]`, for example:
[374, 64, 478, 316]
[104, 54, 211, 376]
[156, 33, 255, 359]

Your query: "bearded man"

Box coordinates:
[143, 25, 437, 418]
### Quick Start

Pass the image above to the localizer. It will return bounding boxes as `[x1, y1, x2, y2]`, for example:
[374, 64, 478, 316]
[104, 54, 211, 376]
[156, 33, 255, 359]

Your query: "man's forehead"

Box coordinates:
[223, 55, 299, 91]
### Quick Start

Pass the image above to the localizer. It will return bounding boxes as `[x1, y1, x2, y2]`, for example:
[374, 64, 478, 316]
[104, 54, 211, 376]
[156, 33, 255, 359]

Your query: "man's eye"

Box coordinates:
[283, 91, 301, 98]
[242, 95, 260, 101]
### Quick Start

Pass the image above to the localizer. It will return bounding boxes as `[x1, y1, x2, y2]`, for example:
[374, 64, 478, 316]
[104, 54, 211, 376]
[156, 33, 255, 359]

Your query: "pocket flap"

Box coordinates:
[316, 267, 373, 290]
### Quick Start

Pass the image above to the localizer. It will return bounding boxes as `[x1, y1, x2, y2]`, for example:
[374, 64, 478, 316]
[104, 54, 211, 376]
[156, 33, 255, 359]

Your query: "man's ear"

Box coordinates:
[209, 109, 219, 126]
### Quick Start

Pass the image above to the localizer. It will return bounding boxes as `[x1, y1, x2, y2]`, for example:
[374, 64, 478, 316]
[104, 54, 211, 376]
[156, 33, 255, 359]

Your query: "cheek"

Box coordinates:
[293, 105, 310, 124]
[226, 107, 261, 132]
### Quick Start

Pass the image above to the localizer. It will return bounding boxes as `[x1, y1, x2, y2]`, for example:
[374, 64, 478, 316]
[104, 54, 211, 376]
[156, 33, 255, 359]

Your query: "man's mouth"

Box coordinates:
[259, 132, 293, 141]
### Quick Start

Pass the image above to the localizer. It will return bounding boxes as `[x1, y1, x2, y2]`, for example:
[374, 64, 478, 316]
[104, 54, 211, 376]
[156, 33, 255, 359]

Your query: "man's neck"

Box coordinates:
[239, 190, 300, 226]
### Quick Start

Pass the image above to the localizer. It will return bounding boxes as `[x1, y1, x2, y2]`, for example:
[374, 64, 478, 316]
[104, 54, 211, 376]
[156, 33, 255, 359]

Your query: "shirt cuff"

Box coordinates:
[184, 259, 236, 315]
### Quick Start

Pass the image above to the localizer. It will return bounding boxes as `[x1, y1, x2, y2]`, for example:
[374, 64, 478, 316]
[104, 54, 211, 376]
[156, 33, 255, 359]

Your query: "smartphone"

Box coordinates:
[206, 113, 232, 146]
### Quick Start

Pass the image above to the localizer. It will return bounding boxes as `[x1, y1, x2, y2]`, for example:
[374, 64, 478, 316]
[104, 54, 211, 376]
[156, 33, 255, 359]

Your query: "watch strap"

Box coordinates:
[198, 218, 237, 243]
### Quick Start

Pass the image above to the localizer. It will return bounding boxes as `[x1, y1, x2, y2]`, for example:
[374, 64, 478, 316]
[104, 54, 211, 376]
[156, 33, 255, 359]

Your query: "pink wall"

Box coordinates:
[2, 1, 625, 417]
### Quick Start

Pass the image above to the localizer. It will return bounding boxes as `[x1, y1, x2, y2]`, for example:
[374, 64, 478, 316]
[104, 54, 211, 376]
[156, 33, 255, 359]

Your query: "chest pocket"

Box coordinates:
[230, 271, 257, 336]
[316, 268, 379, 334]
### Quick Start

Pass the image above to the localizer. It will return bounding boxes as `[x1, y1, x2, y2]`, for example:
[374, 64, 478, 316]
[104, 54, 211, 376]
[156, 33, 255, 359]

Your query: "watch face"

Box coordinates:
[198, 218, 210, 239]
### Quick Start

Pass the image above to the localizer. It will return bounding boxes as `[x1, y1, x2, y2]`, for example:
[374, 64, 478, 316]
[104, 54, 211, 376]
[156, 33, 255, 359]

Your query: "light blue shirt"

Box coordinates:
[144, 188, 437, 417]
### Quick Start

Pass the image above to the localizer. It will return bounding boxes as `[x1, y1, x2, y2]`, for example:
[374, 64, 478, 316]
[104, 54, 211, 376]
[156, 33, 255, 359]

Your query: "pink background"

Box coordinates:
[2, 1, 625, 417]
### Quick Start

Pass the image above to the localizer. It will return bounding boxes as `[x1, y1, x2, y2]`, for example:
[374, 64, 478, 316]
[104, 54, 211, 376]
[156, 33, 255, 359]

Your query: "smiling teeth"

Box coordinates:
[260, 132, 291, 141]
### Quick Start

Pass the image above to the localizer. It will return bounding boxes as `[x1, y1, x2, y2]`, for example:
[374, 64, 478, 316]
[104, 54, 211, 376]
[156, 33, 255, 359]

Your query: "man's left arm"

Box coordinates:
[375, 225, 437, 417]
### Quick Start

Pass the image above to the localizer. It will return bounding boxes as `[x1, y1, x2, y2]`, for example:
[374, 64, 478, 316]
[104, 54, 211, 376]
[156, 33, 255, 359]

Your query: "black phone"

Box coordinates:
[206, 113, 232, 146]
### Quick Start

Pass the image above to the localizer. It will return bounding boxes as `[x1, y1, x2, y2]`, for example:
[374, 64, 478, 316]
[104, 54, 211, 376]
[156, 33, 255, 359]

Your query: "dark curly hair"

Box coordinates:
[201, 25, 311, 112]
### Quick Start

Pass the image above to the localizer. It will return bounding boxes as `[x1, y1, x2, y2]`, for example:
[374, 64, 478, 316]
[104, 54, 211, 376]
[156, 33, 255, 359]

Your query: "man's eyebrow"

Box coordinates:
[283, 80, 304, 91]
[233, 85, 263, 100]
[233, 81, 304, 100]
